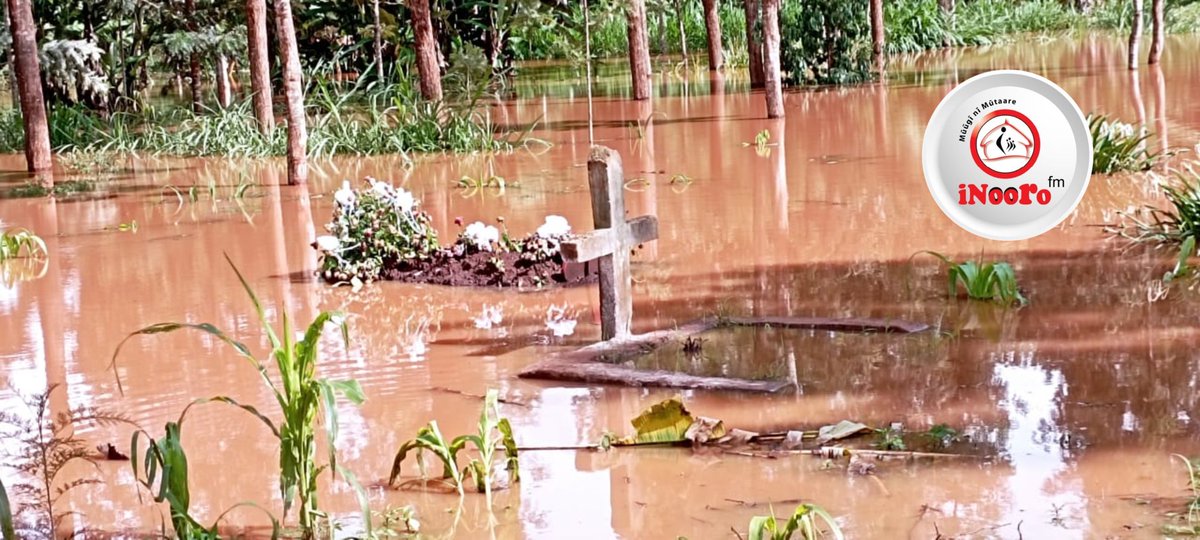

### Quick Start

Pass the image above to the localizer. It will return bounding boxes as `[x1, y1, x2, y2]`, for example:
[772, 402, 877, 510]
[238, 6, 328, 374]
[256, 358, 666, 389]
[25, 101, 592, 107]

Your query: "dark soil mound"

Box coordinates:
[379, 251, 597, 288]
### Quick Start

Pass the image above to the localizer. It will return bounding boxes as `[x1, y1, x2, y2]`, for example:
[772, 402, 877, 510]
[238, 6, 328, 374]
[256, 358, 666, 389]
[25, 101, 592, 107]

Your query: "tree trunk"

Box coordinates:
[373, 0, 385, 80]
[626, 0, 653, 100]
[186, 0, 203, 112]
[702, 0, 722, 70]
[657, 12, 667, 54]
[744, 0, 764, 88]
[4, 3, 20, 110]
[410, 0, 442, 100]
[6, 0, 51, 178]
[675, 0, 688, 65]
[215, 53, 232, 108]
[762, 0, 782, 118]
[1148, 0, 1164, 64]
[870, 0, 885, 74]
[1128, 0, 1143, 70]
[246, 0, 274, 133]
[275, 0, 308, 185]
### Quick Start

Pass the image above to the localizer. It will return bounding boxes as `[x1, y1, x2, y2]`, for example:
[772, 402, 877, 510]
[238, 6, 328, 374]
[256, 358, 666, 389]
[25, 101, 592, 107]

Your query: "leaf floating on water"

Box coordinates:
[816, 421, 870, 444]
[684, 415, 727, 444]
[621, 398, 696, 445]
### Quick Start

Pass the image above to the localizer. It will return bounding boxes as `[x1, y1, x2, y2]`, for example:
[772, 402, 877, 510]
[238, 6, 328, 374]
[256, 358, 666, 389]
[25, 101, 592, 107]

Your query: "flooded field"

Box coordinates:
[4, 33, 1200, 538]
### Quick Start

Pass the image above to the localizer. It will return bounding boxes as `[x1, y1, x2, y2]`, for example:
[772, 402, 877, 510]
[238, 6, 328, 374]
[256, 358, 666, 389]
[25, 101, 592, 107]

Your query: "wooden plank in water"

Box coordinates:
[518, 360, 793, 393]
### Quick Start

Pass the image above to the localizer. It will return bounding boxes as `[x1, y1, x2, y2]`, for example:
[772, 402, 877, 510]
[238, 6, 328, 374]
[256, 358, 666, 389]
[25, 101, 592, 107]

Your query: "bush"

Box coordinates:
[780, 0, 873, 85]
[886, 0, 953, 54]
[316, 179, 441, 283]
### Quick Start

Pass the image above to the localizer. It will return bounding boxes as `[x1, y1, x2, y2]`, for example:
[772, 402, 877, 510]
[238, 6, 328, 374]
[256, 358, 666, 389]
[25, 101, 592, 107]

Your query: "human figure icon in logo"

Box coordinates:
[978, 119, 1033, 162]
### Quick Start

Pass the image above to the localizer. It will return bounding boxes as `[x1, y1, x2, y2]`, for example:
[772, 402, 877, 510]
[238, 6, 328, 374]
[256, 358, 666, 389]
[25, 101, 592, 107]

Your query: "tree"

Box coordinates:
[702, 0, 723, 70]
[627, 0, 652, 100]
[1148, 0, 1164, 64]
[411, 0, 442, 100]
[373, 0, 384, 80]
[762, 0, 782, 118]
[1128, 0, 1143, 69]
[185, 0, 203, 112]
[743, 0, 764, 87]
[275, 0, 308, 185]
[6, 0, 52, 178]
[247, 0, 274, 133]
[869, 0, 885, 74]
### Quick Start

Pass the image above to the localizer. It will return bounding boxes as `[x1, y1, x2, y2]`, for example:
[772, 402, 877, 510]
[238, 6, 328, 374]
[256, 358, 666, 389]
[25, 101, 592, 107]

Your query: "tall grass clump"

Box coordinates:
[1090, 114, 1157, 174]
[747, 503, 845, 540]
[1110, 162, 1200, 281]
[915, 251, 1028, 306]
[112, 255, 369, 538]
[955, 0, 1081, 45]
[0, 228, 47, 262]
[886, 0, 954, 53]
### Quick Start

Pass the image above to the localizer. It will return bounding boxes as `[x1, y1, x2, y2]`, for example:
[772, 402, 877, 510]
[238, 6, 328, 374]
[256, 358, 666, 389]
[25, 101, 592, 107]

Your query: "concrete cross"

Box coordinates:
[562, 146, 659, 341]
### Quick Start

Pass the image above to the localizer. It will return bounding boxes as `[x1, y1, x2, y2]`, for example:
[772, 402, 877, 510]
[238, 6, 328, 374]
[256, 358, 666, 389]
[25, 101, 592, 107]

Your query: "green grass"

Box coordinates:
[747, 503, 845, 540]
[112, 255, 369, 538]
[0, 228, 47, 262]
[916, 251, 1028, 306]
[1110, 163, 1200, 281]
[1090, 114, 1157, 174]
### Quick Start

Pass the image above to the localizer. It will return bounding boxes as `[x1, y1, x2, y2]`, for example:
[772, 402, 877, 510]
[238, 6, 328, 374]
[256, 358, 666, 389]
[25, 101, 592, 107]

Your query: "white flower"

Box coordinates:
[536, 215, 571, 239]
[462, 221, 500, 251]
[334, 180, 356, 207]
[314, 235, 341, 253]
[473, 304, 503, 329]
[369, 178, 395, 200]
[544, 305, 577, 337]
[394, 188, 416, 215]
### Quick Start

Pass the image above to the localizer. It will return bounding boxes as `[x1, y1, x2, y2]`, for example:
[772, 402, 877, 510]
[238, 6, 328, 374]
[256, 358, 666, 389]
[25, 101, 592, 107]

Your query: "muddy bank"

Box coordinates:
[379, 250, 598, 288]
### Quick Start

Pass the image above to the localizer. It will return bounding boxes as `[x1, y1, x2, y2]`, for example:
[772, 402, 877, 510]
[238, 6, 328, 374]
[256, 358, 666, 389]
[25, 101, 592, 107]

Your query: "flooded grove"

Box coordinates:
[4, 33, 1200, 538]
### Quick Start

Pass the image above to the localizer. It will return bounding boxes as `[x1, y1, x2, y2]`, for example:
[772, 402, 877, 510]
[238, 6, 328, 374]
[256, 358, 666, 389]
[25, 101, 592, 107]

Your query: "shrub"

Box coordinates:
[780, 0, 873, 85]
[1090, 114, 1157, 174]
[316, 179, 441, 283]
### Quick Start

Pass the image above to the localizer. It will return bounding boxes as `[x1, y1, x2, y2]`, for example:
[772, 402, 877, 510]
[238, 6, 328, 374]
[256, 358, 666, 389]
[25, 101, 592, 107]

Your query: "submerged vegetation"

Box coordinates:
[0, 385, 130, 539]
[112, 257, 368, 538]
[1109, 161, 1200, 281]
[389, 390, 519, 502]
[0, 229, 47, 262]
[915, 252, 1027, 306]
[1090, 114, 1158, 174]
[748, 503, 845, 540]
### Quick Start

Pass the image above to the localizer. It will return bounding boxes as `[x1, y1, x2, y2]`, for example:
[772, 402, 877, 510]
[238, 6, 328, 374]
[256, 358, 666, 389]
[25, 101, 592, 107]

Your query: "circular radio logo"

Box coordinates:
[922, 70, 1092, 241]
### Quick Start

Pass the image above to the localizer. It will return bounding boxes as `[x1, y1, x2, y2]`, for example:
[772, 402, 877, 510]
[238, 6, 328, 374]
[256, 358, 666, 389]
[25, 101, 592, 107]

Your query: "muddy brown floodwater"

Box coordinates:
[3, 33, 1200, 539]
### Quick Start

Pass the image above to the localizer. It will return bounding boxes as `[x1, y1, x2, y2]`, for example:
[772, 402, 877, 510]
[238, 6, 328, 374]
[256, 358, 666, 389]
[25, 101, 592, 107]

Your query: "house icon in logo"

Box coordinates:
[970, 109, 1041, 179]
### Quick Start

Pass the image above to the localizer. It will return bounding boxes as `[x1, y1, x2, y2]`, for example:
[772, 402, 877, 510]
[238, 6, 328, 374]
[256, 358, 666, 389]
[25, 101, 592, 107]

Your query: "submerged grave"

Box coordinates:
[517, 146, 930, 392]
[313, 177, 598, 288]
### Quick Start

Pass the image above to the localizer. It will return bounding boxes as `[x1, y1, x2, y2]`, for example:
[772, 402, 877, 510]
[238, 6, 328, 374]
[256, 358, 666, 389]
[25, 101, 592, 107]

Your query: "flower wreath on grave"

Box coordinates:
[312, 177, 591, 288]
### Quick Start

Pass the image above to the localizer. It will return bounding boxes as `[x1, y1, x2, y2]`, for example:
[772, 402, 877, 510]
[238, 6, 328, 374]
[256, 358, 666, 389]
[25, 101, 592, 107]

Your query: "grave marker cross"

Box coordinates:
[562, 146, 659, 341]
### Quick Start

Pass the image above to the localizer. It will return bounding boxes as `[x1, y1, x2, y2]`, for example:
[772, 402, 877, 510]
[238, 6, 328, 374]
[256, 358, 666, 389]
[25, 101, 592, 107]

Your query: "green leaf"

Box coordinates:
[0, 476, 15, 540]
[619, 398, 696, 445]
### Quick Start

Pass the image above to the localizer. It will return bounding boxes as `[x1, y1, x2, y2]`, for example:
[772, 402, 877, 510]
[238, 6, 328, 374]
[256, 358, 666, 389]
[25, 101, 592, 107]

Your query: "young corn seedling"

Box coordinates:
[130, 412, 280, 539]
[112, 255, 368, 539]
[748, 503, 845, 540]
[389, 390, 519, 503]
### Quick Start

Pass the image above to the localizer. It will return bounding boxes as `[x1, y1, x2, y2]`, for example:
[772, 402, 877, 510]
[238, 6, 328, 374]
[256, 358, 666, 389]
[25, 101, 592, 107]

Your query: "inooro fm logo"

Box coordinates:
[921, 70, 1092, 241]
[970, 109, 1040, 178]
